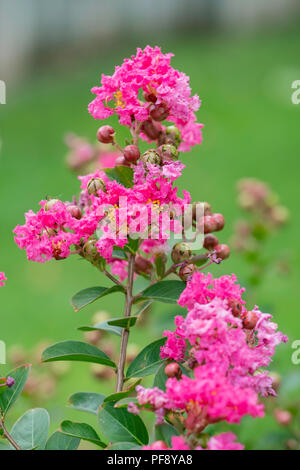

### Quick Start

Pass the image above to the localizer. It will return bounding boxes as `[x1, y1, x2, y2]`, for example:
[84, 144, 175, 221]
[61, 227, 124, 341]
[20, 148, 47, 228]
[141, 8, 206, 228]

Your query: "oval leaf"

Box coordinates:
[136, 280, 185, 304]
[42, 341, 116, 368]
[0, 365, 31, 416]
[71, 285, 124, 312]
[61, 421, 106, 448]
[126, 338, 166, 379]
[68, 392, 105, 415]
[11, 408, 50, 450]
[155, 423, 179, 447]
[45, 431, 80, 450]
[98, 403, 148, 446]
[78, 322, 122, 336]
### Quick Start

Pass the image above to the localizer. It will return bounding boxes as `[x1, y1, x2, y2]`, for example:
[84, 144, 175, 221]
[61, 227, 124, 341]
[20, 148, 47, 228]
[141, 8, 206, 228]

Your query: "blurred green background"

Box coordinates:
[0, 1, 300, 449]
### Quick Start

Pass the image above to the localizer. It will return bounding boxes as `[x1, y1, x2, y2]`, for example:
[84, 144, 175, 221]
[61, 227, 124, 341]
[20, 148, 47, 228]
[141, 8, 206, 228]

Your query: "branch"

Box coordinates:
[115, 253, 135, 392]
[0, 418, 21, 450]
[103, 268, 124, 288]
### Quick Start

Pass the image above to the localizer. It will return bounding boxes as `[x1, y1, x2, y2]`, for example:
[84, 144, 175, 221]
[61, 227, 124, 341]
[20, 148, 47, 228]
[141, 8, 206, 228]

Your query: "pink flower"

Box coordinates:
[160, 331, 186, 362]
[205, 433, 244, 451]
[0, 272, 7, 287]
[89, 46, 203, 152]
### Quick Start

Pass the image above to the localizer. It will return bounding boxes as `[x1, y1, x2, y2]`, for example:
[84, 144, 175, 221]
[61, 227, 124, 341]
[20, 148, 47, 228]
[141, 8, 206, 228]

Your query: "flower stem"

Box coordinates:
[0, 418, 21, 450]
[115, 253, 135, 392]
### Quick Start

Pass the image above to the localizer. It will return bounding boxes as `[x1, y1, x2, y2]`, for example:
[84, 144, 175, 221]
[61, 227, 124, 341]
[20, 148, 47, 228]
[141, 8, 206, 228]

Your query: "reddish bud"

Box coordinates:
[143, 91, 157, 103]
[203, 215, 218, 234]
[134, 255, 152, 275]
[115, 155, 130, 167]
[97, 125, 115, 144]
[203, 234, 218, 251]
[274, 408, 292, 426]
[213, 213, 225, 231]
[150, 102, 169, 121]
[67, 205, 82, 220]
[141, 119, 162, 140]
[228, 298, 242, 317]
[165, 363, 182, 379]
[123, 145, 140, 163]
[215, 244, 230, 260]
[158, 144, 178, 162]
[243, 310, 258, 330]
[179, 263, 197, 282]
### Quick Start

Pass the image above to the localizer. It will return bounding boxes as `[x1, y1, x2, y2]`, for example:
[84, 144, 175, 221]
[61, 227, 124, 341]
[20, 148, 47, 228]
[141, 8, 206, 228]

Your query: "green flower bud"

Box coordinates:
[141, 149, 161, 166]
[171, 242, 192, 264]
[87, 178, 106, 196]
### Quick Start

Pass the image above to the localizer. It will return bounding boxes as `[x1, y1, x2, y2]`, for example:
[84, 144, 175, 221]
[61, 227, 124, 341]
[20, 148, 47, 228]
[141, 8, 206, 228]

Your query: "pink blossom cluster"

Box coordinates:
[0, 272, 7, 287]
[144, 433, 244, 451]
[88, 46, 203, 152]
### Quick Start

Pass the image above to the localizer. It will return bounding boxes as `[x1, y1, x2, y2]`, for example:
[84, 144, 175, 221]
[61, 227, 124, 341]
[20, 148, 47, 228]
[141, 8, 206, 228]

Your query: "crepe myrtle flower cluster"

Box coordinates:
[11, 47, 287, 451]
[128, 272, 287, 450]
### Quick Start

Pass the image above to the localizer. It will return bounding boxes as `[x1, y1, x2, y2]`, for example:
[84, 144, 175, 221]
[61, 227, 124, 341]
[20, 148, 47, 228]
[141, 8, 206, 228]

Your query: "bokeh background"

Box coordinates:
[1, 0, 300, 449]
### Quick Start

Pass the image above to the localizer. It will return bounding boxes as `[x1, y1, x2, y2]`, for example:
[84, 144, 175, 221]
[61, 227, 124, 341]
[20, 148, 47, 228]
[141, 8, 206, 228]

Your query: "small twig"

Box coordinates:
[112, 140, 124, 154]
[103, 269, 125, 288]
[0, 418, 21, 450]
[115, 253, 135, 392]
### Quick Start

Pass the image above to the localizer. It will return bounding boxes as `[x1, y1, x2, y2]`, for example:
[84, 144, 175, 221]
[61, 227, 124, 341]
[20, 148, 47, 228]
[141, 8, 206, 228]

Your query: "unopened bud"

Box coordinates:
[150, 102, 169, 121]
[67, 205, 82, 219]
[123, 145, 140, 163]
[243, 310, 258, 330]
[213, 213, 225, 231]
[171, 242, 192, 264]
[158, 144, 178, 163]
[134, 255, 152, 275]
[203, 215, 218, 234]
[193, 202, 211, 220]
[179, 263, 197, 282]
[141, 119, 162, 140]
[83, 239, 98, 257]
[203, 234, 218, 251]
[87, 177, 106, 196]
[143, 91, 157, 103]
[274, 408, 292, 426]
[227, 298, 242, 317]
[6, 377, 15, 388]
[215, 244, 230, 260]
[97, 125, 115, 144]
[115, 155, 130, 167]
[141, 149, 161, 166]
[45, 199, 59, 211]
[165, 126, 181, 147]
[164, 363, 182, 379]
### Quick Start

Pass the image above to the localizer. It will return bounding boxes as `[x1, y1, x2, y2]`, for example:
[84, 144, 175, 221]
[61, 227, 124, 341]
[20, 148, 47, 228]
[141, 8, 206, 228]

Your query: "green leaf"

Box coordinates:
[135, 280, 185, 304]
[68, 392, 105, 415]
[71, 285, 124, 312]
[78, 316, 138, 337]
[112, 247, 127, 260]
[61, 421, 106, 448]
[10, 408, 50, 450]
[155, 254, 166, 278]
[108, 442, 141, 450]
[105, 166, 134, 188]
[104, 391, 131, 404]
[45, 431, 80, 450]
[155, 423, 179, 447]
[153, 362, 168, 391]
[42, 341, 116, 368]
[0, 365, 31, 416]
[98, 403, 148, 446]
[126, 338, 166, 379]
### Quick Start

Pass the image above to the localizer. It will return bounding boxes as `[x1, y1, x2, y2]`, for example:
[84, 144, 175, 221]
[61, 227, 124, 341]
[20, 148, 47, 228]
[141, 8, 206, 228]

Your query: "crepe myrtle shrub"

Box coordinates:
[9, 46, 288, 451]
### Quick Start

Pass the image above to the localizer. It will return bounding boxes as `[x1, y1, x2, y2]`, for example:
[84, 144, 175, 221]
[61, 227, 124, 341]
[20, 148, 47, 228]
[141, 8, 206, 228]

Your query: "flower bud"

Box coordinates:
[179, 263, 197, 282]
[83, 239, 98, 257]
[171, 242, 192, 264]
[227, 298, 242, 317]
[158, 144, 178, 162]
[123, 145, 140, 163]
[215, 244, 230, 260]
[143, 91, 157, 103]
[274, 408, 292, 426]
[203, 234, 218, 251]
[134, 255, 152, 275]
[165, 125, 181, 147]
[165, 363, 182, 379]
[141, 119, 162, 140]
[6, 377, 15, 388]
[67, 205, 82, 220]
[141, 149, 161, 166]
[150, 102, 169, 121]
[87, 177, 106, 196]
[115, 155, 130, 167]
[97, 125, 115, 144]
[45, 199, 59, 211]
[243, 310, 258, 330]
[213, 213, 225, 231]
[203, 215, 218, 234]
[193, 201, 211, 220]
